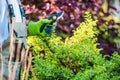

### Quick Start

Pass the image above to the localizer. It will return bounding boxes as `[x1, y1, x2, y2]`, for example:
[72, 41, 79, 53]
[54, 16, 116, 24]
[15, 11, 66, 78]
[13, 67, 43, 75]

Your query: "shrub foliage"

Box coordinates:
[27, 13, 120, 80]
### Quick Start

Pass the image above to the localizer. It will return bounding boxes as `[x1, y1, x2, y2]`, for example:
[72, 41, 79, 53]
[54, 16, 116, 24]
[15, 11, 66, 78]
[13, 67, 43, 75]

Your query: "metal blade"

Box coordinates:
[56, 11, 64, 20]
[47, 11, 64, 20]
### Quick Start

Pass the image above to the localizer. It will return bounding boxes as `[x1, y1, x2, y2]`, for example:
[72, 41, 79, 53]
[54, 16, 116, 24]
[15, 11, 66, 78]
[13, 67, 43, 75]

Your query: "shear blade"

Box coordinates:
[48, 11, 64, 20]
[56, 11, 64, 20]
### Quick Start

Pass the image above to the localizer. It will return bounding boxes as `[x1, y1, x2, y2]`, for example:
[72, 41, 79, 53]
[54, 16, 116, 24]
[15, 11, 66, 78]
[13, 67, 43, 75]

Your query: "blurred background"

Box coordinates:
[21, 0, 120, 55]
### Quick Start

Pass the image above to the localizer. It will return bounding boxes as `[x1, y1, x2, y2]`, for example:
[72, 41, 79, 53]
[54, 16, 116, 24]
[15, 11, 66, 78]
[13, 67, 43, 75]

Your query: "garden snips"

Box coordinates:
[40, 11, 64, 34]
[47, 10, 64, 23]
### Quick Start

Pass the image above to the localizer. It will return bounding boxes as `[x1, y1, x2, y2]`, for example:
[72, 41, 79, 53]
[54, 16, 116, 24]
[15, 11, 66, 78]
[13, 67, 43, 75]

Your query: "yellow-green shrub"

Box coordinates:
[27, 12, 120, 80]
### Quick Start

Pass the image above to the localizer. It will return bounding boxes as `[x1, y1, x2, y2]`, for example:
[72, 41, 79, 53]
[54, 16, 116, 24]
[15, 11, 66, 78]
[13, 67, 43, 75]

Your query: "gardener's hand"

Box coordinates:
[28, 11, 64, 36]
[28, 19, 57, 36]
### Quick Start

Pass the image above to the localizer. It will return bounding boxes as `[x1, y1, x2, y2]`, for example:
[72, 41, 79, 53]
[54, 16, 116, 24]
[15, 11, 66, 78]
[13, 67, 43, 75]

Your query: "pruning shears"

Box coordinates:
[40, 11, 64, 33]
